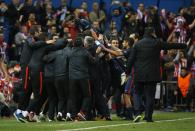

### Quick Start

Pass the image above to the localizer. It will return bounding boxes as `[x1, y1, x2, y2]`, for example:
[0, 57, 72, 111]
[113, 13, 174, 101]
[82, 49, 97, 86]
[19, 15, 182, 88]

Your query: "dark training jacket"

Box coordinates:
[28, 39, 67, 72]
[69, 47, 95, 80]
[54, 47, 72, 77]
[42, 51, 56, 78]
[20, 39, 46, 73]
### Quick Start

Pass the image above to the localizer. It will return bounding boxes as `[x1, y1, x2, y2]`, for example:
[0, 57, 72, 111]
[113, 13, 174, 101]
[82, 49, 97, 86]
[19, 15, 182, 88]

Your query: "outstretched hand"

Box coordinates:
[91, 29, 98, 40]
[46, 39, 56, 44]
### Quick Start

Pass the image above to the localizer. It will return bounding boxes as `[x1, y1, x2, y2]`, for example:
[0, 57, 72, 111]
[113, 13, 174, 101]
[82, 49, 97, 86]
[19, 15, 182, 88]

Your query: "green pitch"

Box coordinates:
[0, 112, 195, 131]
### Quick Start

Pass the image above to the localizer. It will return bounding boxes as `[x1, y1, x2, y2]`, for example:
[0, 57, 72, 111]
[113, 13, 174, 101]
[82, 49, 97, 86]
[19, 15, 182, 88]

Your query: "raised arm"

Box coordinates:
[101, 44, 123, 56]
[189, 19, 195, 30]
[28, 41, 46, 49]
[103, 47, 123, 56]
[42, 52, 56, 63]
[45, 39, 68, 52]
[187, 44, 195, 56]
[158, 40, 187, 50]
[167, 30, 175, 43]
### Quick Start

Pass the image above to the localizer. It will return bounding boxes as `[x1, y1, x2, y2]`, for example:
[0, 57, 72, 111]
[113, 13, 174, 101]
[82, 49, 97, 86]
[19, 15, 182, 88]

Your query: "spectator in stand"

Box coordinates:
[123, 11, 142, 37]
[92, 21, 103, 34]
[74, 2, 88, 20]
[45, 3, 56, 31]
[165, 7, 195, 44]
[0, 28, 7, 62]
[89, 2, 106, 32]
[177, 67, 193, 111]
[162, 50, 177, 111]
[0, 52, 9, 81]
[0, 54, 11, 117]
[62, 15, 78, 40]
[173, 16, 195, 43]
[61, 26, 71, 39]
[47, 26, 58, 40]
[104, 20, 118, 40]
[122, 1, 134, 13]
[55, 0, 70, 35]
[26, 13, 38, 31]
[167, 29, 180, 43]
[4, 0, 23, 60]
[79, 1, 89, 20]
[0, 1, 7, 26]
[20, 0, 36, 25]
[14, 25, 28, 61]
[109, 1, 126, 32]
[34, 0, 46, 28]
[136, 3, 145, 20]
[158, 9, 170, 40]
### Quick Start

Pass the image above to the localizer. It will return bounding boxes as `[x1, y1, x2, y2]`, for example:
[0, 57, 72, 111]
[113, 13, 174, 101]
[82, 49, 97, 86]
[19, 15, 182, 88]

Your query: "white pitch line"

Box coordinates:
[57, 117, 195, 131]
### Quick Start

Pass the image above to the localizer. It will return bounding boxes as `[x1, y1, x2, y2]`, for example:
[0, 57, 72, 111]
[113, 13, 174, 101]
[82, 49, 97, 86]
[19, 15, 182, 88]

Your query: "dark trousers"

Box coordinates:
[44, 77, 57, 119]
[68, 79, 91, 118]
[134, 82, 156, 120]
[55, 76, 69, 115]
[17, 67, 32, 111]
[27, 71, 47, 114]
[91, 78, 110, 117]
[17, 85, 32, 111]
[112, 77, 124, 116]
[132, 88, 143, 112]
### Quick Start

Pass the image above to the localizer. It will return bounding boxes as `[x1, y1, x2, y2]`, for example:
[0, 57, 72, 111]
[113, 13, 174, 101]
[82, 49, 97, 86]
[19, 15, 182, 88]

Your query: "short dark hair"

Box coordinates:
[110, 36, 118, 42]
[134, 33, 139, 40]
[29, 25, 39, 36]
[74, 36, 83, 47]
[144, 26, 155, 35]
[124, 37, 134, 47]
[39, 32, 47, 41]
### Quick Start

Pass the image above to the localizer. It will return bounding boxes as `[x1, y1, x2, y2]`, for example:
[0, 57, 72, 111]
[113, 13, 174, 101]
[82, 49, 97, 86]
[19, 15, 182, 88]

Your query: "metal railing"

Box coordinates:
[160, 81, 195, 111]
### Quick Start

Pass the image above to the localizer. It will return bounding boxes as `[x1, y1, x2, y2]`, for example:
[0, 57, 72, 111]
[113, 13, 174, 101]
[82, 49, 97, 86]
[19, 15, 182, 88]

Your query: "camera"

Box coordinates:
[75, 18, 91, 32]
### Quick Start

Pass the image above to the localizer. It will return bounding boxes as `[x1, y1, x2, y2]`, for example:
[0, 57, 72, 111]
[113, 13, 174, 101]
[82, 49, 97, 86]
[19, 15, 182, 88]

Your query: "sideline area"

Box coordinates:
[1, 112, 195, 131]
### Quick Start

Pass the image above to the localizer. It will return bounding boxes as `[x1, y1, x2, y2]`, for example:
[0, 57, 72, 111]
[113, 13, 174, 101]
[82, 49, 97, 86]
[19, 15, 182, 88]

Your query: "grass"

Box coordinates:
[0, 111, 195, 131]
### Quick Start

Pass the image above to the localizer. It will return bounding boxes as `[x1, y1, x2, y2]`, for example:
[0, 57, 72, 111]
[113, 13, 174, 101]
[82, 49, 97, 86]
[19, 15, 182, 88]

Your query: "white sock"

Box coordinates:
[22, 111, 28, 117]
[58, 112, 62, 116]
[16, 109, 22, 114]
